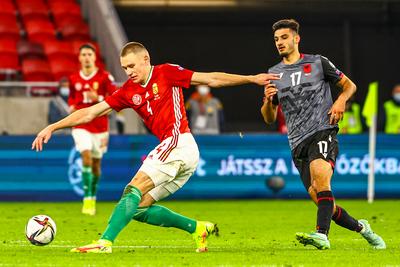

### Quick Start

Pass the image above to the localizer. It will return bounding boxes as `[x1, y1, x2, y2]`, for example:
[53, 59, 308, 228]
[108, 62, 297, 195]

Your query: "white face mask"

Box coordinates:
[59, 87, 70, 97]
[197, 85, 210, 96]
[394, 93, 400, 103]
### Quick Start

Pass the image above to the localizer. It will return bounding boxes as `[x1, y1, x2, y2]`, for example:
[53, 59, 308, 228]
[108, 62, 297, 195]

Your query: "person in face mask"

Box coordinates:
[185, 85, 224, 134]
[58, 78, 70, 101]
[383, 84, 400, 134]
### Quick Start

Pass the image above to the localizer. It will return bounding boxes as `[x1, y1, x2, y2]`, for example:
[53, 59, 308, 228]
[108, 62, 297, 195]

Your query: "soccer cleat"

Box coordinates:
[358, 219, 386, 249]
[70, 239, 112, 253]
[82, 199, 96, 216]
[296, 232, 330, 250]
[192, 221, 219, 253]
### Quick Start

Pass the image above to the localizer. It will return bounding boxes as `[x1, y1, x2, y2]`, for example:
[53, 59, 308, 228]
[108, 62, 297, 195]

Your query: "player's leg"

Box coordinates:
[309, 158, 335, 236]
[132, 133, 217, 252]
[89, 158, 101, 214]
[81, 150, 93, 199]
[307, 175, 385, 249]
[71, 170, 155, 253]
[294, 131, 332, 249]
[90, 132, 109, 202]
[133, 172, 218, 252]
[72, 129, 95, 215]
[133, 191, 197, 235]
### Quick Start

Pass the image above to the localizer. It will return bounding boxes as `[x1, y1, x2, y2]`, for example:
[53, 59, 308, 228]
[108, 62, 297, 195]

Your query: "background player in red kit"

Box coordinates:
[68, 44, 116, 215]
[32, 42, 279, 253]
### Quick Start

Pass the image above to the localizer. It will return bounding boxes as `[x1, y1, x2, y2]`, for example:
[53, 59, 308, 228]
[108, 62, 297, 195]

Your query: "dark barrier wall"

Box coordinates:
[0, 134, 399, 201]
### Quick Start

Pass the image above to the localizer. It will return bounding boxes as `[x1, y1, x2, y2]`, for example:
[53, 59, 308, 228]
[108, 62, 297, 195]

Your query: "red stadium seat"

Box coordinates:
[18, 1, 50, 22]
[49, 2, 82, 18]
[59, 23, 90, 41]
[15, 0, 46, 6]
[0, 1, 17, 16]
[25, 19, 56, 42]
[43, 40, 75, 60]
[49, 58, 79, 81]
[17, 40, 46, 60]
[22, 58, 53, 81]
[0, 16, 20, 42]
[0, 39, 18, 55]
[53, 16, 86, 30]
[0, 54, 20, 81]
[48, 0, 78, 3]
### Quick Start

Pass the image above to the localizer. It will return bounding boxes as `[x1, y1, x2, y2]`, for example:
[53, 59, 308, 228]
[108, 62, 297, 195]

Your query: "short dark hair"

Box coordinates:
[79, 43, 96, 53]
[120, 42, 147, 57]
[272, 19, 300, 34]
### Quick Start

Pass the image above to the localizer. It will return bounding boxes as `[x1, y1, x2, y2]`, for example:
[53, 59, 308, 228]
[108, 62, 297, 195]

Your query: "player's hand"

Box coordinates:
[328, 99, 346, 125]
[32, 126, 54, 152]
[253, 73, 280, 86]
[264, 83, 278, 103]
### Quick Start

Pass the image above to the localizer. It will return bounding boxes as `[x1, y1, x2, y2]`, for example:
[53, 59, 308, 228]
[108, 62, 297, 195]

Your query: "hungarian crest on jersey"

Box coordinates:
[132, 94, 142, 105]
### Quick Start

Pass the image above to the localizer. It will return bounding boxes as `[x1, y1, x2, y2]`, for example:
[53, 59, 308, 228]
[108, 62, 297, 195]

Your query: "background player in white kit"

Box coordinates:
[68, 44, 116, 215]
[32, 42, 279, 253]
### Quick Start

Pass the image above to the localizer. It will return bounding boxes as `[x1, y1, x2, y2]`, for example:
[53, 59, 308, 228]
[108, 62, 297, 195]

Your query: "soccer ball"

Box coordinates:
[25, 215, 57, 246]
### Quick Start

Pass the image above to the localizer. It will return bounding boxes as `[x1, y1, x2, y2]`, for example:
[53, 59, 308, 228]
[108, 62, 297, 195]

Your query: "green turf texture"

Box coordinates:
[0, 200, 398, 266]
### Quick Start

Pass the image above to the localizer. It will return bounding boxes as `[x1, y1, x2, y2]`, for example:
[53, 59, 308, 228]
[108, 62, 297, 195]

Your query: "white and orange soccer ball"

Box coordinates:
[25, 215, 57, 246]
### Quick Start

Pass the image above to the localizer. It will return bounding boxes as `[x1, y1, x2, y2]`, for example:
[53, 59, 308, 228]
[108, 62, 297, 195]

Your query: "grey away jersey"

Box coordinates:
[269, 54, 343, 150]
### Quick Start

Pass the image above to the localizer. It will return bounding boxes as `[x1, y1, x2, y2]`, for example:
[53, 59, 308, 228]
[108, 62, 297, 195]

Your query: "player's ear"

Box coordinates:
[295, 34, 300, 44]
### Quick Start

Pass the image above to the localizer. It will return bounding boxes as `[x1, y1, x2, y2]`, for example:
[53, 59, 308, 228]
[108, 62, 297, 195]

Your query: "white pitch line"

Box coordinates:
[2, 241, 222, 249]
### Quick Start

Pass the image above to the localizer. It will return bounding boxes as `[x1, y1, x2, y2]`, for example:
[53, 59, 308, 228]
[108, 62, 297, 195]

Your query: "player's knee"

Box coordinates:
[92, 166, 101, 177]
[129, 172, 155, 195]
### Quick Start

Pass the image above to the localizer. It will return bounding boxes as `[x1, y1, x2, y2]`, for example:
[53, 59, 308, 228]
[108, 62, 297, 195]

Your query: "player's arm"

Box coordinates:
[32, 101, 112, 151]
[261, 83, 279, 124]
[191, 72, 280, 87]
[329, 74, 356, 124]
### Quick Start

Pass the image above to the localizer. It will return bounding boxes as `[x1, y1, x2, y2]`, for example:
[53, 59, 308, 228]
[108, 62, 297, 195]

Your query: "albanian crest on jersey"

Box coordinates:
[132, 94, 142, 105]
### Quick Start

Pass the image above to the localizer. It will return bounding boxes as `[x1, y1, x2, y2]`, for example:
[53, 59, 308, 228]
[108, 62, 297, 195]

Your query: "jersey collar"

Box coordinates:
[79, 69, 99, 80]
[140, 66, 154, 88]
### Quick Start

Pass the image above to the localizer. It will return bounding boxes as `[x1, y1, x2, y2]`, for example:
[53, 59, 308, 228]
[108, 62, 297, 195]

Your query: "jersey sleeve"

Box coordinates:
[105, 83, 129, 112]
[162, 63, 194, 88]
[321, 56, 344, 84]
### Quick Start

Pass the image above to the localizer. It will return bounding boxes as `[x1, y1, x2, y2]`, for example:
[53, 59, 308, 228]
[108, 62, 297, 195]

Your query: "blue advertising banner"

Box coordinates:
[0, 134, 399, 201]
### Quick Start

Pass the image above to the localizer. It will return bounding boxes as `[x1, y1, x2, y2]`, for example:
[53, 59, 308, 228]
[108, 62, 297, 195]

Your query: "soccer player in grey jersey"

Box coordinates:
[261, 19, 386, 250]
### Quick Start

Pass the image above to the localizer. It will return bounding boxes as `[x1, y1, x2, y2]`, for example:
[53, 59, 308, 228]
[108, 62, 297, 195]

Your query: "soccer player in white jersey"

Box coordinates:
[32, 42, 279, 253]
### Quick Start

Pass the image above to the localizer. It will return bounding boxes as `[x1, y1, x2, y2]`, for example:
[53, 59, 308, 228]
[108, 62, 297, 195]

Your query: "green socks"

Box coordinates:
[101, 185, 142, 242]
[82, 166, 100, 198]
[133, 205, 197, 234]
[91, 175, 100, 197]
[81, 166, 93, 198]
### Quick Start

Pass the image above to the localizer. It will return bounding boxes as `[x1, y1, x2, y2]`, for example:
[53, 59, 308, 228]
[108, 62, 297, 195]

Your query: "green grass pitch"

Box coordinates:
[0, 200, 398, 266]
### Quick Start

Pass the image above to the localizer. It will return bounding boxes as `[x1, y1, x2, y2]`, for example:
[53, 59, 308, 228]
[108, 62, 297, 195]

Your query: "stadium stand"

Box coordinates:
[0, 0, 101, 84]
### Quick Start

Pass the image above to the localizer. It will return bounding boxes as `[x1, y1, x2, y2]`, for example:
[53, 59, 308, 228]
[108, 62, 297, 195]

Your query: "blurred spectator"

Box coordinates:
[116, 112, 126, 134]
[48, 77, 70, 124]
[58, 77, 70, 102]
[383, 84, 400, 134]
[338, 98, 362, 134]
[185, 85, 224, 134]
